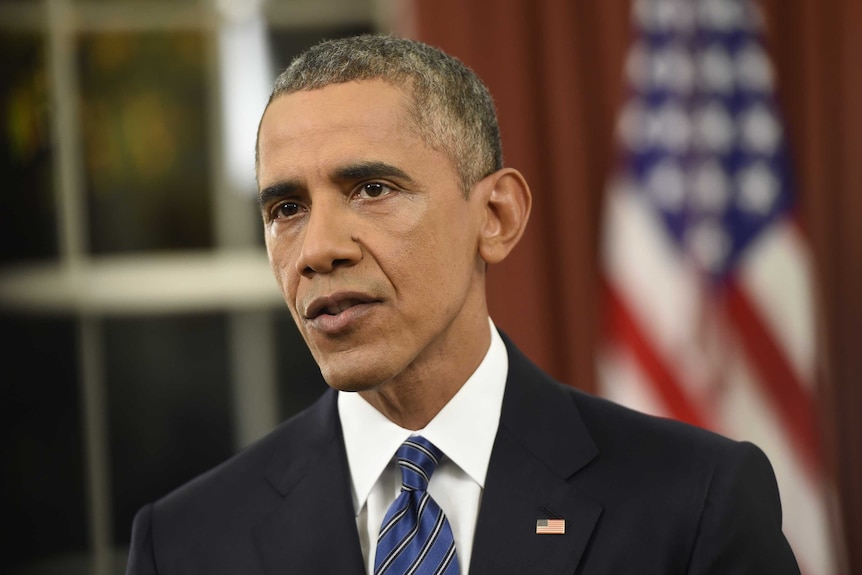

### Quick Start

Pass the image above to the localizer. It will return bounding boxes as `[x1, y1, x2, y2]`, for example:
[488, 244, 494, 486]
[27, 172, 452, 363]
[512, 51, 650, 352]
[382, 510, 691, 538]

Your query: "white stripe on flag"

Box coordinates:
[737, 221, 817, 388]
[599, 0, 836, 572]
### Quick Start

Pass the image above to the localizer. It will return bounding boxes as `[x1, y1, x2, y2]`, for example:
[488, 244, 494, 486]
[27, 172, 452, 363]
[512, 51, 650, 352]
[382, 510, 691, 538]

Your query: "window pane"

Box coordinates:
[105, 314, 233, 544]
[0, 32, 57, 265]
[0, 314, 86, 572]
[79, 32, 212, 254]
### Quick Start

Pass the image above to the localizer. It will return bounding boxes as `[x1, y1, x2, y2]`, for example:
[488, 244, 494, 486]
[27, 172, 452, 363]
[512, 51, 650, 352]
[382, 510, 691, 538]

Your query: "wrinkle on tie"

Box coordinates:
[374, 436, 460, 575]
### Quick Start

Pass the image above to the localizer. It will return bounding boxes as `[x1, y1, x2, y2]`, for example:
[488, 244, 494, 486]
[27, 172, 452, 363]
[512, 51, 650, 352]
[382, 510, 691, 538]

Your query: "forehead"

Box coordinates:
[259, 81, 412, 151]
[257, 80, 453, 185]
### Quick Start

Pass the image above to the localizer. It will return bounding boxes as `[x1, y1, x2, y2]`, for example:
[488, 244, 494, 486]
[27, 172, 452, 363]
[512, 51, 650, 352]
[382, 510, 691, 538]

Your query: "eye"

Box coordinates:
[272, 201, 301, 219]
[356, 182, 393, 199]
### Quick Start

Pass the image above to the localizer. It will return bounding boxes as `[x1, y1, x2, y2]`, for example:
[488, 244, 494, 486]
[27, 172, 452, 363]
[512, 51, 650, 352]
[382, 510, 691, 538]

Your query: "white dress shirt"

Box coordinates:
[338, 319, 508, 575]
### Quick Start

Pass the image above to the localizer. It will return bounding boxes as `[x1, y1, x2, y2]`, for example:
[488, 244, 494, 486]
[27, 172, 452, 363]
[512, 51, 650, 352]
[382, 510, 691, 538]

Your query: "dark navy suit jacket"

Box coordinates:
[126, 335, 800, 574]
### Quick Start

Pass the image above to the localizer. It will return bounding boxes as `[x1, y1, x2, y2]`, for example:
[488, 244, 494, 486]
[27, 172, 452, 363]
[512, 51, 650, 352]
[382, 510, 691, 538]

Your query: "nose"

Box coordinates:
[295, 200, 362, 276]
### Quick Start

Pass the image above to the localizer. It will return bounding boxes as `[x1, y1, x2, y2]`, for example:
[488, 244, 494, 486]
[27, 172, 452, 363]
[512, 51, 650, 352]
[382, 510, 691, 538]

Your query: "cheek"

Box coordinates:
[396, 217, 475, 295]
[266, 235, 301, 295]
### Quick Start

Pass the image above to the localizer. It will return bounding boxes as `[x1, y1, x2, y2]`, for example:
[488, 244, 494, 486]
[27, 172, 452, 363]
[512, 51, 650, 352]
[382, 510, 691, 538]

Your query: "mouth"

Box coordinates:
[304, 292, 378, 320]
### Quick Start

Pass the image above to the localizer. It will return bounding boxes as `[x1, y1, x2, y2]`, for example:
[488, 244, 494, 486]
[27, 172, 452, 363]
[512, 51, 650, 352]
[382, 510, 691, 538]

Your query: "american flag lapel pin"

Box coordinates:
[536, 518, 566, 535]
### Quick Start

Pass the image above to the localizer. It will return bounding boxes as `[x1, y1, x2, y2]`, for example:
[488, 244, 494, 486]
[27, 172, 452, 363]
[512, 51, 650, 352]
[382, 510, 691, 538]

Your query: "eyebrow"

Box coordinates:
[333, 161, 413, 184]
[258, 180, 301, 210]
[258, 161, 415, 209]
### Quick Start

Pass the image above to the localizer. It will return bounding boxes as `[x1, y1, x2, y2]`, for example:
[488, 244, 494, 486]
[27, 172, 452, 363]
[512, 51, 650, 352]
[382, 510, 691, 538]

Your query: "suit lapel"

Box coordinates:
[252, 390, 365, 575]
[470, 337, 603, 574]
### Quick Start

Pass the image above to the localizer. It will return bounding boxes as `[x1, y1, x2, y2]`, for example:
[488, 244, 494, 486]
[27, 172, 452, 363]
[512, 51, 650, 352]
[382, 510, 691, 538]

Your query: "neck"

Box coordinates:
[358, 315, 492, 430]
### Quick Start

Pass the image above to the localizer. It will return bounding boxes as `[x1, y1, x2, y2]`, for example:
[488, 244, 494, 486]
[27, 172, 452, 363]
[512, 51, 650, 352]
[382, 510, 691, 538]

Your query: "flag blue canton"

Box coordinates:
[617, 0, 795, 279]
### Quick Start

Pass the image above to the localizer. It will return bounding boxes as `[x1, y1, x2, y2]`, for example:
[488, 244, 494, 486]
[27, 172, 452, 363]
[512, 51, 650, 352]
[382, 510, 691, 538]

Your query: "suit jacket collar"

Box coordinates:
[469, 334, 602, 573]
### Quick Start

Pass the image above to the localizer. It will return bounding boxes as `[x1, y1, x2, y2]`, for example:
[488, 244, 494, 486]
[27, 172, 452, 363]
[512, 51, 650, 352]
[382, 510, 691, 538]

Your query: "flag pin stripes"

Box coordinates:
[536, 518, 566, 535]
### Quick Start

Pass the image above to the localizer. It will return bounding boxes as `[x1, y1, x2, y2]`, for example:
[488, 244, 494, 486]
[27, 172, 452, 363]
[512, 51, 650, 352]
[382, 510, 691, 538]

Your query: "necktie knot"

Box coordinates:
[396, 436, 442, 492]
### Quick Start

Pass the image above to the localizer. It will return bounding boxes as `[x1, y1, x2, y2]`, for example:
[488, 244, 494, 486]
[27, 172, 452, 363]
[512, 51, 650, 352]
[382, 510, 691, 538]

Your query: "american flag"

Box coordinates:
[536, 519, 566, 535]
[598, 1, 835, 573]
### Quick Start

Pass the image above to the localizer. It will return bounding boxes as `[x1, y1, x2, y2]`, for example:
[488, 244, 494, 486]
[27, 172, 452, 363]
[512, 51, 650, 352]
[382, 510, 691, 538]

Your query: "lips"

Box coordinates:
[301, 292, 379, 335]
[303, 292, 379, 321]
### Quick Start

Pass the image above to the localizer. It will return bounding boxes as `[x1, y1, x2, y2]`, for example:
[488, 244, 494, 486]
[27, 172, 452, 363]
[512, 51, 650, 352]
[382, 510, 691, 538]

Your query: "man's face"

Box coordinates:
[257, 80, 491, 393]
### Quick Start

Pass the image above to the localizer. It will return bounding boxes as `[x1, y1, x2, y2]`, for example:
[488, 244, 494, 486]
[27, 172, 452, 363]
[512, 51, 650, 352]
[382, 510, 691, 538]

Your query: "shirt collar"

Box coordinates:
[337, 318, 508, 515]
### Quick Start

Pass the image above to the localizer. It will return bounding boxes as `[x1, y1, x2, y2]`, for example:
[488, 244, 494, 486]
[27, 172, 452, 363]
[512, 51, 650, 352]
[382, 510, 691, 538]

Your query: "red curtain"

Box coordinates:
[406, 0, 862, 572]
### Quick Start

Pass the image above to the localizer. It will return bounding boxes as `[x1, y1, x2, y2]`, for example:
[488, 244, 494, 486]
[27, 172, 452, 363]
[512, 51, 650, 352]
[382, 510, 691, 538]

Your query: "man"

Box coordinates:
[126, 34, 800, 574]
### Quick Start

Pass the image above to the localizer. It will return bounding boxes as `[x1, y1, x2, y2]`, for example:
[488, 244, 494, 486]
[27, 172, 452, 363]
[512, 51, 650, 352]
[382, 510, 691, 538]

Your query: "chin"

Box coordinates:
[317, 361, 393, 393]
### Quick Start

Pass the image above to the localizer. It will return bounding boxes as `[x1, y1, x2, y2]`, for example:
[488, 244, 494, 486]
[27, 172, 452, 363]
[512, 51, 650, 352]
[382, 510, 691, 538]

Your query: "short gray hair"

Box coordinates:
[260, 34, 503, 194]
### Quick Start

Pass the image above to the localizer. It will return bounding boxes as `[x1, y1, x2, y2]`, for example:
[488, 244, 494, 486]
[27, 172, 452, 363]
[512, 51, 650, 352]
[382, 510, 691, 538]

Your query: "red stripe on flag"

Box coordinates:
[724, 279, 822, 479]
[603, 280, 709, 429]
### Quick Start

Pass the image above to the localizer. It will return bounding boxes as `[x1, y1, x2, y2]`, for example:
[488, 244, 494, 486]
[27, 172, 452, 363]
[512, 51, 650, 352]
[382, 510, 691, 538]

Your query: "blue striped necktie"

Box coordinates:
[374, 436, 460, 575]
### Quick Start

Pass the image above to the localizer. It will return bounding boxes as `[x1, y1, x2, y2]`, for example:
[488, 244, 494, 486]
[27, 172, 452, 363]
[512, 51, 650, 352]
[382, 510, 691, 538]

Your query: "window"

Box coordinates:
[0, 1, 384, 572]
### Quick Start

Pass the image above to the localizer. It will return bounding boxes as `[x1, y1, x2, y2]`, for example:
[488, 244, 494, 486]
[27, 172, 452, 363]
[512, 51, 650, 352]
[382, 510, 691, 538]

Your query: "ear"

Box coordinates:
[474, 168, 532, 264]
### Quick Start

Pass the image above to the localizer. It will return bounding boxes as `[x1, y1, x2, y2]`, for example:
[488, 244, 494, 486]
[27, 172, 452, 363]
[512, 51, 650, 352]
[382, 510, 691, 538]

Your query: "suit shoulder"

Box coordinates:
[563, 387, 796, 572]
[146, 389, 337, 528]
[502, 332, 751, 473]
[126, 389, 348, 573]
[563, 384, 777, 494]
[570, 387, 735, 450]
